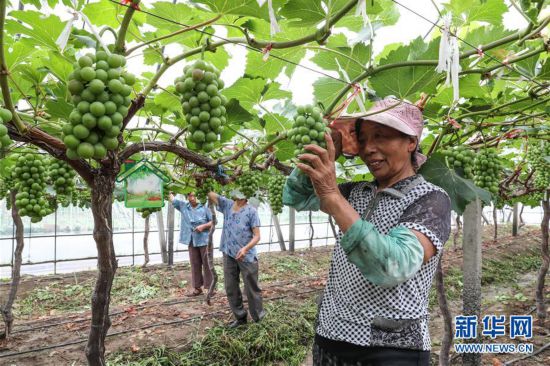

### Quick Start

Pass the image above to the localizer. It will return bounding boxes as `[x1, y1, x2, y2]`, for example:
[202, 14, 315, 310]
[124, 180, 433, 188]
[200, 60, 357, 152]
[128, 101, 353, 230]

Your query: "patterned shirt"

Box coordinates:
[172, 199, 212, 247]
[316, 175, 451, 351]
[216, 195, 261, 263]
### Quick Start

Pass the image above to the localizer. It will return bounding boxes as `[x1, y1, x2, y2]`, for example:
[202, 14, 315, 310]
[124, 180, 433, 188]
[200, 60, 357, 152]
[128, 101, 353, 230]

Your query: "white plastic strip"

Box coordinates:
[335, 58, 366, 112]
[257, 0, 280, 37]
[355, 0, 369, 27]
[79, 11, 111, 55]
[55, 12, 78, 52]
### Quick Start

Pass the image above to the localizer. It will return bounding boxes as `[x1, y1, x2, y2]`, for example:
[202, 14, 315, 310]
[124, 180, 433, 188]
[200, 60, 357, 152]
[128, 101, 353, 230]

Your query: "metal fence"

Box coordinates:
[0, 200, 335, 278]
[1, 197, 544, 279]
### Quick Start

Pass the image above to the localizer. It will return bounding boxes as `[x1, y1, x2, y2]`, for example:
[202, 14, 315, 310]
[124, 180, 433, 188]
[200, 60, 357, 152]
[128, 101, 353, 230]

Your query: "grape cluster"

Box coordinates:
[137, 206, 161, 219]
[527, 140, 550, 191]
[0, 108, 13, 151]
[440, 146, 475, 179]
[287, 105, 329, 156]
[47, 159, 76, 196]
[12, 153, 53, 222]
[0, 174, 14, 203]
[174, 60, 228, 153]
[71, 188, 91, 209]
[268, 173, 286, 215]
[237, 172, 261, 199]
[473, 149, 502, 194]
[195, 178, 218, 204]
[65, 51, 135, 159]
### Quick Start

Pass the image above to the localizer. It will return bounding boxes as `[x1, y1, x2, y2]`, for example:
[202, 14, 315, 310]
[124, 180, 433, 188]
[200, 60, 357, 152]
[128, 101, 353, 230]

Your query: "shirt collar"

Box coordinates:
[186, 202, 203, 209]
[363, 174, 420, 199]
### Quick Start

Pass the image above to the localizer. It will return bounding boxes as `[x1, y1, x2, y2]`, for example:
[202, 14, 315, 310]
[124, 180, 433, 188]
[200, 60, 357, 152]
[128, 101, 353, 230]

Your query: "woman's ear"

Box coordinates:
[408, 137, 417, 152]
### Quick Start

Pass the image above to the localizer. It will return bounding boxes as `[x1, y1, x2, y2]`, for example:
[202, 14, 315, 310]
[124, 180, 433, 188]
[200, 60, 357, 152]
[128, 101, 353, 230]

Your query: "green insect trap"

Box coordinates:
[116, 160, 170, 209]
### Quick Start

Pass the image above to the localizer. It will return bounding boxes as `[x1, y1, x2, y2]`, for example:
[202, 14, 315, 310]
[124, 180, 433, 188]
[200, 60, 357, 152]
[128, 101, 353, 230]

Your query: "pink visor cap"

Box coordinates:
[359, 97, 427, 167]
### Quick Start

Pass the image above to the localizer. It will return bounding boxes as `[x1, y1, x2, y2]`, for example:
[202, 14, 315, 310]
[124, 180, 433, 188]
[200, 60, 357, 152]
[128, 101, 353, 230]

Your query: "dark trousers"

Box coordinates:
[223, 254, 264, 322]
[189, 244, 213, 289]
[313, 336, 430, 366]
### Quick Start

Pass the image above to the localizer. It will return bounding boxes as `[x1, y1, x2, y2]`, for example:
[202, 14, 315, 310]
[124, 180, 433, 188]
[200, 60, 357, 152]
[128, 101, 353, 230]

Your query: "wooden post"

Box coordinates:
[512, 202, 519, 236]
[289, 207, 295, 253]
[462, 199, 482, 366]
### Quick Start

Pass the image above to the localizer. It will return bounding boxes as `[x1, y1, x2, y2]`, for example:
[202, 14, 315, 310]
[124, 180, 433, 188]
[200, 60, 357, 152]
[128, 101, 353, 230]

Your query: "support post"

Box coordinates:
[512, 202, 519, 236]
[289, 207, 295, 253]
[462, 199, 482, 366]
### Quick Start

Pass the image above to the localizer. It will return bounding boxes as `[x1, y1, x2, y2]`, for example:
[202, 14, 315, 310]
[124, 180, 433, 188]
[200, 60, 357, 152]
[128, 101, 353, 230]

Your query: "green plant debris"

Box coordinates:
[107, 299, 318, 366]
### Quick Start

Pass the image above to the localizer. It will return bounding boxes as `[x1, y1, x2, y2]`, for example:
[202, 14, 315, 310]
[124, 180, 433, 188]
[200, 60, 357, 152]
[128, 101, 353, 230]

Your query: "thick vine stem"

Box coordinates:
[0, 0, 26, 133]
[119, 141, 222, 172]
[114, 0, 141, 54]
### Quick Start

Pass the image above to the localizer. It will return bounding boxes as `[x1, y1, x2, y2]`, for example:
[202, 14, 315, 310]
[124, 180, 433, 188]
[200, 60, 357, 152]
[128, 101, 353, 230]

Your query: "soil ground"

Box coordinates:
[0, 224, 548, 365]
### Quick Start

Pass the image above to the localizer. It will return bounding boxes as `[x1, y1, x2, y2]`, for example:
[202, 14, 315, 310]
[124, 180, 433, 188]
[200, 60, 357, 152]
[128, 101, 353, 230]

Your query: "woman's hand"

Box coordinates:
[296, 133, 341, 214]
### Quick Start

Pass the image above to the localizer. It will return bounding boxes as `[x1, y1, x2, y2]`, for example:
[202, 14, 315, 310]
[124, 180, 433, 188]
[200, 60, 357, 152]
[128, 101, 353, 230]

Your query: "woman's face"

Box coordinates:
[357, 121, 417, 183]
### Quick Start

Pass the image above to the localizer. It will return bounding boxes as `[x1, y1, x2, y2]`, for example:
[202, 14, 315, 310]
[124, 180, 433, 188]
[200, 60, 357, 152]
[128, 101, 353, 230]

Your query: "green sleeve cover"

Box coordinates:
[340, 219, 424, 288]
[282, 168, 320, 212]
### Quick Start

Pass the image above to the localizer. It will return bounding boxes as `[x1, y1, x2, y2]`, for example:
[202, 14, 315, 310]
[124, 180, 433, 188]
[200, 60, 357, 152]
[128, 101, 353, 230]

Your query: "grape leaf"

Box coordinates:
[245, 47, 307, 80]
[311, 43, 370, 80]
[5, 11, 65, 50]
[189, 0, 287, 23]
[154, 89, 182, 114]
[369, 38, 440, 99]
[444, 0, 508, 25]
[264, 113, 291, 135]
[225, 99, 254, 125]
[222, 78, 266, 111]
[313, 77, 349, 111]
[419, 153, 492, 214]
[46, 99, 73, 120]
[274, 140, 296, 162]
[280, 0, 349, 27]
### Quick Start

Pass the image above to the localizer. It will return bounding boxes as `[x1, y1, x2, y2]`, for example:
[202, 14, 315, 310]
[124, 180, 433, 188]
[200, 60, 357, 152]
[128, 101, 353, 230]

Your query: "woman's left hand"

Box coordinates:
[296, 133, 340, 212]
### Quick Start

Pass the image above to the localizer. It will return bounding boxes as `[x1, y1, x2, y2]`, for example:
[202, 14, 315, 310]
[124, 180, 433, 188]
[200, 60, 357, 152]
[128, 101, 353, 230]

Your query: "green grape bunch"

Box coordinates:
[0, 107, 13, 151]
[64, 51, 136, 160]
[440, 146, 475, 179]
[287, 105, 330, 156]
[12, 153, 53, 222]
[527, 140, 550, 191]
[267, 173, 286, 215]
[195, 178, 218, 204]
[174, 60, 228, 153]
[136, 206, 161, 219]
[47, 159, 77, 196]
[0, 174, 14, 203]
[237, 172, 261, 199]
[72, 188, 92, 209]
[473, 149, 502, 195]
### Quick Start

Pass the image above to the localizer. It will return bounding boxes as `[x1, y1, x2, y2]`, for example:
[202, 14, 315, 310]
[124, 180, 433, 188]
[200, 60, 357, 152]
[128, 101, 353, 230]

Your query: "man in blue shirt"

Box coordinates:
[169, 192, 213, 296]
[207, 189, 264, 328]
